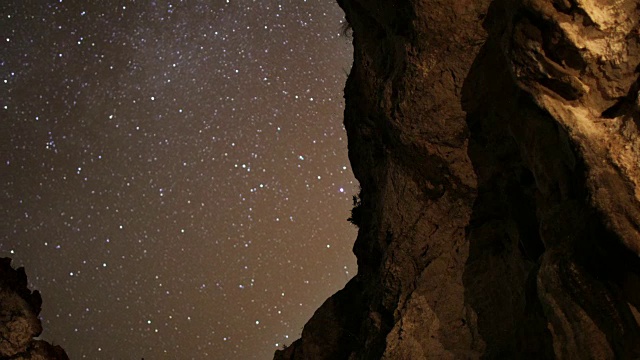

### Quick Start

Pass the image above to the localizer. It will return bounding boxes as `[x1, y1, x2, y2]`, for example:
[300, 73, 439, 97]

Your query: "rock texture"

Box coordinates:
[275, 0, 640, 359]
[0, 258, 69, 360]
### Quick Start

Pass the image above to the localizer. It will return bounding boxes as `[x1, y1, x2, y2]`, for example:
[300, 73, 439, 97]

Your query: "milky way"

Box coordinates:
[1, 1, 357, 358]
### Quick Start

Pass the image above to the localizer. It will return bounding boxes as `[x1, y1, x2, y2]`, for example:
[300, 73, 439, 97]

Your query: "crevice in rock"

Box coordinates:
[462, 25, 555, 358]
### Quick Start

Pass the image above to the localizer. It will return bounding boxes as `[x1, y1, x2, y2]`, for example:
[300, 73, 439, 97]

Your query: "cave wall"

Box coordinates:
[275, 0, 640, 359]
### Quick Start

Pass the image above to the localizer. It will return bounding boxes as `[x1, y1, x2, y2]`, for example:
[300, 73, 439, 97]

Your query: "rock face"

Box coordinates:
[0, 258, 69, 360]
[275, 0, 640, 359]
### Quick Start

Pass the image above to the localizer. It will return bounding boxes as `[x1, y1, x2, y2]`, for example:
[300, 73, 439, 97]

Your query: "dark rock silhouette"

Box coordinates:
[276, 0, 640, 358]
[0, 258, 69, 359]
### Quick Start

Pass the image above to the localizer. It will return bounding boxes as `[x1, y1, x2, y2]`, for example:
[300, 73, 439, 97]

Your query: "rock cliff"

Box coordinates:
[275, 0, 640, 359]
[0, 258, 69, 360]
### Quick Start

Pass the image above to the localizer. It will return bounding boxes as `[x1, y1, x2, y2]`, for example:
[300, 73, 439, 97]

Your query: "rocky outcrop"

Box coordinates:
[275, 0, 640, 359]
[0, 258, 69, 360]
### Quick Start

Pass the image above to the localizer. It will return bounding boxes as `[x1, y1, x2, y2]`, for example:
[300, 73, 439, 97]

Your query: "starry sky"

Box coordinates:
[1, 1, 357, 358]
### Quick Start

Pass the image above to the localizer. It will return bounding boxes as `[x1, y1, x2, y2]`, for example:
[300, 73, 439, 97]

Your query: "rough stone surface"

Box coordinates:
[0, 258, 69, 360]
[275, 0, 640, 359]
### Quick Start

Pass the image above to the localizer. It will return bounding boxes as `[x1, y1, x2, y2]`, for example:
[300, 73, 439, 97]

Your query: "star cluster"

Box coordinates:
[1, 1, 357, 358]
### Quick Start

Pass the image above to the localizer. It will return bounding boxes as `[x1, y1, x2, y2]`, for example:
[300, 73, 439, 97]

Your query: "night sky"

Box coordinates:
[1, 1, 357, 359]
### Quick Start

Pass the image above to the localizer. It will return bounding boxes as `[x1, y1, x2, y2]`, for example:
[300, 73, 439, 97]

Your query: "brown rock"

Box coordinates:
[0, 258, 69, 360]
[275, 0, 640, 359]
